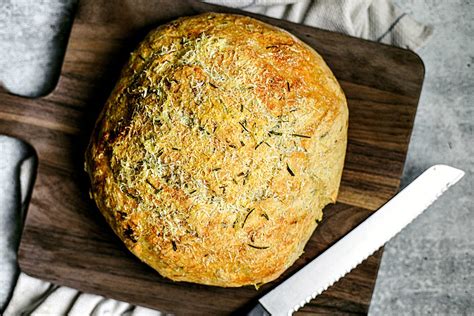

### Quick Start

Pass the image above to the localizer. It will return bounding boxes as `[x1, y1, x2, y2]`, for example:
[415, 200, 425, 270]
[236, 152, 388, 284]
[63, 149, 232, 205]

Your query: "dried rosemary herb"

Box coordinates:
[248, 244, 269, 249]
[146, 179, 162, 194]
[286, 163, 295, 176]
[239, 121, 250, 133]
[242, 208, 255, 228]
[220, 185, 227, 194]
[156, 148, 164, 157]
[125, 191, 140, 201]
[291, 133, 311, 139]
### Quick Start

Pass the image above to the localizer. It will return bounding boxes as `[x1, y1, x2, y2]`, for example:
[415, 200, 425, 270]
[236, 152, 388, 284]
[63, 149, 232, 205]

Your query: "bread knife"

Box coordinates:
[247, 164, 465, 316]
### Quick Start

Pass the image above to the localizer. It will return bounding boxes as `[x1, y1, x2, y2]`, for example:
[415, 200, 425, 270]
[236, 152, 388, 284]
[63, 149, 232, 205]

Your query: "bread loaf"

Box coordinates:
[85, 13, 348, 287]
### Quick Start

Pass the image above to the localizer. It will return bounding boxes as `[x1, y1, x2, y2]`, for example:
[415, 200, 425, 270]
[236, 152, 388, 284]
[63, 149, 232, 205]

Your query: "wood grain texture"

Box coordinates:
[0, 0, 424, 314]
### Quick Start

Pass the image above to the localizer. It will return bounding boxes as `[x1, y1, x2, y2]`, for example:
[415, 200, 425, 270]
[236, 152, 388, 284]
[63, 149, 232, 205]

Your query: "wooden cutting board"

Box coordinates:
[0, 0, 424, 314]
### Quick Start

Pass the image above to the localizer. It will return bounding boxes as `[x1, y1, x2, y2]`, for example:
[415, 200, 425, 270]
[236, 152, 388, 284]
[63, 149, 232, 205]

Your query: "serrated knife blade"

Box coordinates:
[247, 165, 464, 316]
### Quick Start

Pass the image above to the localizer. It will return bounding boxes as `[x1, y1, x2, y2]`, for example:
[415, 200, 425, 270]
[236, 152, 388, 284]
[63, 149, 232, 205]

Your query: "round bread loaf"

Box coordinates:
[85, 13, 348, 287]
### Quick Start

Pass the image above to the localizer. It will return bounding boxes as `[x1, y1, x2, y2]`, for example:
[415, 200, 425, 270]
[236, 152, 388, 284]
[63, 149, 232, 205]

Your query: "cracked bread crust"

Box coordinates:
[85, 13, 348, 287]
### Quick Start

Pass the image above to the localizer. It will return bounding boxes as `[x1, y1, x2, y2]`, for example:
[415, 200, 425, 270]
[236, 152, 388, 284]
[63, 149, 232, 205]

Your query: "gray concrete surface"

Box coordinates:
[370, 1, 474, 314]
[0, 0, 472, 315]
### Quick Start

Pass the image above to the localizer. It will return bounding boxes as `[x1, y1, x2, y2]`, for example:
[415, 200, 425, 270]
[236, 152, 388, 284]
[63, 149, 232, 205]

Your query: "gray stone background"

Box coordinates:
[0, 0, 472, 315]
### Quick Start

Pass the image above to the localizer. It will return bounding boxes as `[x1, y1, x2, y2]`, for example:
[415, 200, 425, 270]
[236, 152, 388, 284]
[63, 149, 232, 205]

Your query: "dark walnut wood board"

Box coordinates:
[0, 0, 424, 314]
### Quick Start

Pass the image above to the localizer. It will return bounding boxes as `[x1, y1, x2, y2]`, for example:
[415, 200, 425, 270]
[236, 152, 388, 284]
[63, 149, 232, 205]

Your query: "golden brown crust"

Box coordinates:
[85, 13, 348, 287]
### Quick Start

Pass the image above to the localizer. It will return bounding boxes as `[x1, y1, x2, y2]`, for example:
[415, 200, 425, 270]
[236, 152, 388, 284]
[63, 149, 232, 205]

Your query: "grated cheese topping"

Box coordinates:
[85, 13, 348, 287]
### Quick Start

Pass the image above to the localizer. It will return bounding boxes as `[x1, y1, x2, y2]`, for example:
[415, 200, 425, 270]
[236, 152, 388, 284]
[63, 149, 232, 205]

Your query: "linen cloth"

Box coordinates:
[1, 0, 432, 314]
